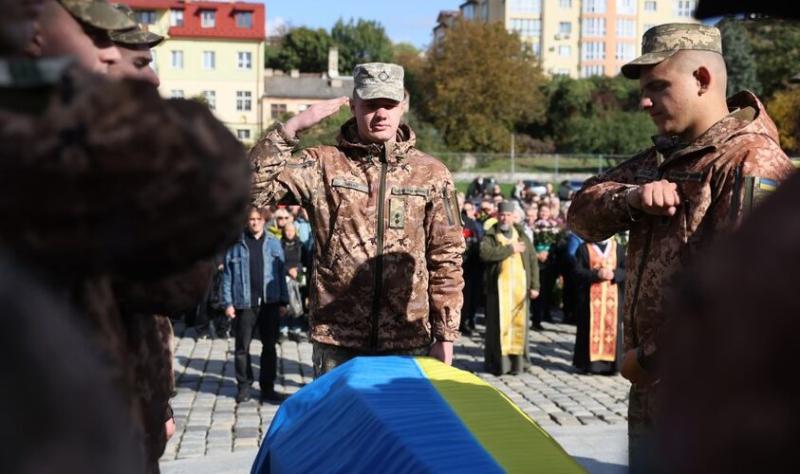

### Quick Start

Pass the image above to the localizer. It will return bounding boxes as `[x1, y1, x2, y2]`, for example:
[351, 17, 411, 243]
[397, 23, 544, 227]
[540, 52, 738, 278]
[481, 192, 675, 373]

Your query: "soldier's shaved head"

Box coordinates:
[672, 49, 728, 96]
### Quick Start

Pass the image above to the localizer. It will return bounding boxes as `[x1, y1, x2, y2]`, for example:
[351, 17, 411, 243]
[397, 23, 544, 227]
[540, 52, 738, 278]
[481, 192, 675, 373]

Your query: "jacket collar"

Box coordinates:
[655, 90, 779, 168]
[336, 118, 416, 163]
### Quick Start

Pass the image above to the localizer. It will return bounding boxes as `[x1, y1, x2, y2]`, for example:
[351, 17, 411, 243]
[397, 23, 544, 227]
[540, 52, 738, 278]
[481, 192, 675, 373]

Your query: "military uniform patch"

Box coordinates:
[331, 177, 369, 194]
[389, 198, 405, 229]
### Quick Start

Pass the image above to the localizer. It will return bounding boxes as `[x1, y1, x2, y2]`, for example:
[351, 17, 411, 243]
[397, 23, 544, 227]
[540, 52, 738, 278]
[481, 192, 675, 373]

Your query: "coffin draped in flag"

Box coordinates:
[252, 356, 584, 473]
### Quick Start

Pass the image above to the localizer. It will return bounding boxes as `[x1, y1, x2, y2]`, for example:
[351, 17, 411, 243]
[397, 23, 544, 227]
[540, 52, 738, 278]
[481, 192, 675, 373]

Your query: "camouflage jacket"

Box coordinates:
[569, 91, 795, 373]
[250, 118, 465, 352]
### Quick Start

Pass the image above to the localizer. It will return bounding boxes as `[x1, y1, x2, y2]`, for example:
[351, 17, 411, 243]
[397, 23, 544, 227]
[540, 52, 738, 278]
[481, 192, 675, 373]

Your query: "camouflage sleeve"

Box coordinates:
[636, 140, 794, 372]
[0, 74, 251, 279]
[568, 153, 650, 242]
[425, 169, 466, 342]
[710, 140, 796, 234]
[249, 125, 320, 208]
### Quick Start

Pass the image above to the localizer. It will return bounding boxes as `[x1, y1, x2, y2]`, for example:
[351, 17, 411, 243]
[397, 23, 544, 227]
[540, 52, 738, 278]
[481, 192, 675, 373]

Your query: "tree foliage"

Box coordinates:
[718, 18, 761, 96]
[742, 19, 800, 99]
[767, 87, 800, 154]
[421, 20, 547, 152]
[331, 18, 393, 74]
[536, 75, 654, 154]
[266, 27, 332, 72]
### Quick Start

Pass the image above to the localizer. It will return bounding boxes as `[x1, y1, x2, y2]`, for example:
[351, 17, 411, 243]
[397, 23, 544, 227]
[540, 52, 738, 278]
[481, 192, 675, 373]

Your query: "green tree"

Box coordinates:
[562, 111, 656, 154]
[742, 19, 800, 99]
[767, 87, 800, 154]
[423, 20, 547, 152]
[266, 27, 332, 72]
[718, 18, 761, 96]
[331, 18, 394, 74]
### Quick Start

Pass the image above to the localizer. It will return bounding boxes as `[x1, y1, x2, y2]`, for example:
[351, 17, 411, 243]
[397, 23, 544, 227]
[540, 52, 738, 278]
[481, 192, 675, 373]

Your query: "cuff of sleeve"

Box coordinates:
[614, 186, 643, 223]
[434, 329, 460, 343]
[276, 123, 300, 148]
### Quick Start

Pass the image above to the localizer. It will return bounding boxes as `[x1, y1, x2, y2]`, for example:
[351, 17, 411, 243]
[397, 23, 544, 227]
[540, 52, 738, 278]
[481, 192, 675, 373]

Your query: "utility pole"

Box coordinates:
[510, 133, 516, 180]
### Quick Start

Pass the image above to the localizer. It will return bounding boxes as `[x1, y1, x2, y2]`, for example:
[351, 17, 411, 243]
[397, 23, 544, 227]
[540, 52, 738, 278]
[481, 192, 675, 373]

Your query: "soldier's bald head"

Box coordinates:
[672, 49, 728, 96]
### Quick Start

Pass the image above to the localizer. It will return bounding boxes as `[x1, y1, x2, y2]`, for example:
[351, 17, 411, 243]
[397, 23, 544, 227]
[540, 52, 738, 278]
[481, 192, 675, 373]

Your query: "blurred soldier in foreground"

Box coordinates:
[568, 23, 794, 472]
[250, 63, 465, 376]
[0, 0, 251, 472]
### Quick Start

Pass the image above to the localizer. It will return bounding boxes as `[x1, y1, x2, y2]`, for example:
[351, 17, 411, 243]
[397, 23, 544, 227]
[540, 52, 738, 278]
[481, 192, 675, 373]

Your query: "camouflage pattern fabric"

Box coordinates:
[568, 90, 795, 428]
[311, 342, 429, 377]
[58, 0, 135, 31]
[250, 118, 465, 353]
[353, 62, 405, 102]
[110, 3, 164, 47]
[622, 23, 723, 79]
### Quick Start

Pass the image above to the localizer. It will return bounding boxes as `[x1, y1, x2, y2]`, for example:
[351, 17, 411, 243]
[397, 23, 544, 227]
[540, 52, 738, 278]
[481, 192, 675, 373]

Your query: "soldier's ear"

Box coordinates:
[694, 66, 712, 95]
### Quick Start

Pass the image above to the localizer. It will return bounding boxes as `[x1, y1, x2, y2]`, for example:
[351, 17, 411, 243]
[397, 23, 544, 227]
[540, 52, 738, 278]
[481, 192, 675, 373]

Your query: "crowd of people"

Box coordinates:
[460, 175, 627, 377]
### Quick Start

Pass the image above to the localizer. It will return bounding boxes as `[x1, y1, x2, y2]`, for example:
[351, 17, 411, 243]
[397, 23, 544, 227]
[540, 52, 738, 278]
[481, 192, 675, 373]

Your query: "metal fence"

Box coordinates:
[430, 152, 800, 182]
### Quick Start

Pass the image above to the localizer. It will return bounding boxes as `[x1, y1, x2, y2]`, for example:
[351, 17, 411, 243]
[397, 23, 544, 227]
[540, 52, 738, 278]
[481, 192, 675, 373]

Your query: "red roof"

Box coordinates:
[120, 1, 265, 41]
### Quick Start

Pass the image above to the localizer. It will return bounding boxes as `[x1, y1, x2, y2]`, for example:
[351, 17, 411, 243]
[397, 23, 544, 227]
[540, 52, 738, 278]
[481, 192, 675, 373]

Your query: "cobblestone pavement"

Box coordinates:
[161, 316, 630, 465]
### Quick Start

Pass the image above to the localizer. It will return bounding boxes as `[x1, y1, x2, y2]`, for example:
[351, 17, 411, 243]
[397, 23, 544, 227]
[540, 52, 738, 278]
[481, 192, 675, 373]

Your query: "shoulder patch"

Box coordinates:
[742, 175, 779, 214]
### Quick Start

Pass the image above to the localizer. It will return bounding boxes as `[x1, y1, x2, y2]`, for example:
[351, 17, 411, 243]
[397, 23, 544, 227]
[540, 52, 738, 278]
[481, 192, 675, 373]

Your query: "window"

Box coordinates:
[236, 91, 252, 112]
[616, 19, 636, 38]
[170, 9, 184, 27]
[675, 0, 695, 17]
[170, 50, 183, 69]
[616, 0, 637, 14]
[237, 51, 252, 69]
[509, 0, 542, 14]
[582, 0, 606, 13]
[531, 41, 541, 57]
[582, 41, 606, 60]
[200, 10, 216, 28]
[581, 65, 605, 77]
[644, 1, 657, 11]
[271, 103, 287, 119]
[582, 18, 606, 36]
[202, 91, 216, 110]
[237, 129, 251, 140]
[202, 51, 216, 70]
[136, 10, 156, 25]
[480, 1, 489, 20]
[509, 18, 541, 37]
[558, 45, 572, 57]
[616, 43, 635, 60]
[235, 11, 253, 29]
[559, 0, 572, 7]
[559, 22, 572, 35]
[461, 3, 475, 20]
[170, 89, 184, 99]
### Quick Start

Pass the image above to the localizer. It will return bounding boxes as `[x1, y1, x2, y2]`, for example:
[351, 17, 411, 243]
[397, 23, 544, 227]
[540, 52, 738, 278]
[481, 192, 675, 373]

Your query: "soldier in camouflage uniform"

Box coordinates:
[567, 23, 795, 472]
[250, 63, 465, 376]
[108, 3, 163, 86]
[0, 1, 251, 472]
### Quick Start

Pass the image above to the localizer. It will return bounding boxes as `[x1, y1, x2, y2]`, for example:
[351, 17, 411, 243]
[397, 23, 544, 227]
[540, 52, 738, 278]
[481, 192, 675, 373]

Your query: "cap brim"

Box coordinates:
[621, 50, 677, 79]
[60, 1, 136, 31]
[355, 88, 404, 102]
[111, 29, 165, 48]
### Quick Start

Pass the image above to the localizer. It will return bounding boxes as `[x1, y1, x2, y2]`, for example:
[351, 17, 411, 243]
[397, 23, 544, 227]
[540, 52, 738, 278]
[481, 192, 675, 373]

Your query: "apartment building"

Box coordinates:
[119, 0, 266, 144]
[435, 0, 698, 78]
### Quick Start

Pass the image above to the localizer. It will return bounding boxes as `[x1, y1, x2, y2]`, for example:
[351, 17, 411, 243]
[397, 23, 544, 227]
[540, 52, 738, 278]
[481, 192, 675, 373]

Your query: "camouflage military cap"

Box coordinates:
[58, 0, 135, 31]
[621, 23, 722, 79]
[109, 3, 164, 47]
[353, 63, 404, 102]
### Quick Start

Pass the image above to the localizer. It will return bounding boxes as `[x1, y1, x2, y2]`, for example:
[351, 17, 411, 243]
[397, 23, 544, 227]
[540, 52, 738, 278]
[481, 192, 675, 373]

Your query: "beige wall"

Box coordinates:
[542, 0, 581, 76]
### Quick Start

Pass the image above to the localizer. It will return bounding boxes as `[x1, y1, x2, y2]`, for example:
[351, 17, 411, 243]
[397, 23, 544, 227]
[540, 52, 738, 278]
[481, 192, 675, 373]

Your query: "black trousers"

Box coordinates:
[233, 303, 280, 392]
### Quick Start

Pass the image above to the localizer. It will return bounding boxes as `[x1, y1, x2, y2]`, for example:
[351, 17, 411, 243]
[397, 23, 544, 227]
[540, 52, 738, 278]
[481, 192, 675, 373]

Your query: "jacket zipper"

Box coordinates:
[370, 149, 389, 352]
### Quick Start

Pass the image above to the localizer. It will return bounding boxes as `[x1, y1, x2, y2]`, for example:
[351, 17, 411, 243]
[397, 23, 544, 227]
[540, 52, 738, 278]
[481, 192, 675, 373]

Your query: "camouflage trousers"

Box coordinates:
[312, 342, 430, 378]
[628, 383, 663, 474]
